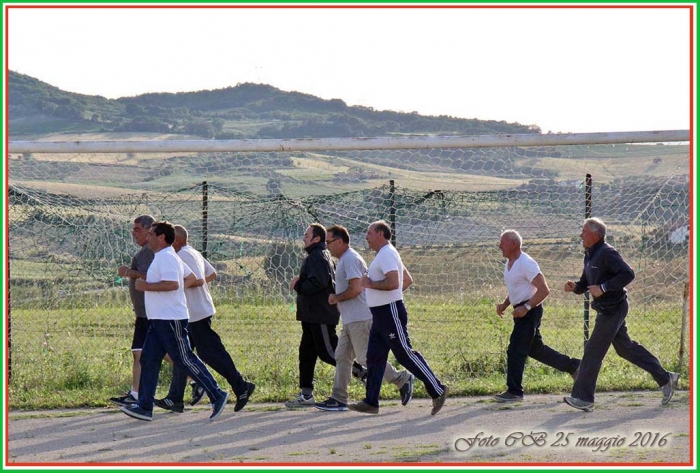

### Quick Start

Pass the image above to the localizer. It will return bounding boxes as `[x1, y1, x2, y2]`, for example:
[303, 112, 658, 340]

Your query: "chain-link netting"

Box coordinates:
[8, 142, 690, 405]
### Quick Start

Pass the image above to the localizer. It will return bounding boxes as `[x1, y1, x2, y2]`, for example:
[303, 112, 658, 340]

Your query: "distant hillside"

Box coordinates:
[8, 70, 540, 139]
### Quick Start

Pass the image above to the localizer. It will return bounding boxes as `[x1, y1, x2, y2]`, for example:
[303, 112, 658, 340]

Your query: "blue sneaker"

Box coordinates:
[120, 404, 153, 421]
[210, 392, 229, 420]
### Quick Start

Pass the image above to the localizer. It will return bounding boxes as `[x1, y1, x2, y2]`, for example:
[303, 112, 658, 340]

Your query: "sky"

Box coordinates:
[5, 4, 693, 134]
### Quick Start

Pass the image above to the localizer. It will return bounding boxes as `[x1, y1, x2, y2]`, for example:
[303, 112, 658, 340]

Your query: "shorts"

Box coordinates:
[130, 317, 149, 351]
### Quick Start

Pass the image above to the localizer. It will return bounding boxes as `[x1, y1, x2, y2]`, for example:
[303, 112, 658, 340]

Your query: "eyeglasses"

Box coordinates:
[326, 238, 339, 244]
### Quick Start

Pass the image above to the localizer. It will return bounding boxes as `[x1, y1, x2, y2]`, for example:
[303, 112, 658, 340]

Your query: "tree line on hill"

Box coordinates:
[8, 70, 540, 139]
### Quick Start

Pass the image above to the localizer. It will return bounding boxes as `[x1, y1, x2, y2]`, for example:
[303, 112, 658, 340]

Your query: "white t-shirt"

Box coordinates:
[504, 252, 541, 306]
[335, 248, 372, 324]
[144, 246, 192, 321]
[178, 245, 216, 323]
[365, 243, 404, 308]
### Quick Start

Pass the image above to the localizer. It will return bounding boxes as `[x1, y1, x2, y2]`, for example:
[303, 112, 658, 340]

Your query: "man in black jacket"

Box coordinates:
[285, 223, 365, 407]
[563, 218, 679, 412]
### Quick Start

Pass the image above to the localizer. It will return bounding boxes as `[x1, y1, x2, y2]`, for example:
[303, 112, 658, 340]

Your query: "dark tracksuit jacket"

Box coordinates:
[570, 238, 668, 402]
[293, 241, 340, 389]
[572, 240, 634, 312]
[294, 242, 339, 325]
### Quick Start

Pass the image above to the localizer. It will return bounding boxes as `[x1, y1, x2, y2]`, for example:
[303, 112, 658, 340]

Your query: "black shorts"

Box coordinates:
[131, 317, 149, 351]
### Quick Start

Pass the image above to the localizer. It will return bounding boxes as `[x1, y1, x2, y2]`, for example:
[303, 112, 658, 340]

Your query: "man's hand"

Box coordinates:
[183, 273, 199, 288]
[117, 265, 129, 277]
[496, 302, 508, 318]
[564, 281, 577, 292]
[328, 294, 338, 305]
[134, 279, 146, 291]
[289, 276, 299, 292]
[361, 275, 372, 289]
[512, 306, 528, 318]
[588, 285, 603, 298]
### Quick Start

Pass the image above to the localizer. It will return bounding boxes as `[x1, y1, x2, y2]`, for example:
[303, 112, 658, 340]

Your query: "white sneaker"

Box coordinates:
[285, 393, 315, 408]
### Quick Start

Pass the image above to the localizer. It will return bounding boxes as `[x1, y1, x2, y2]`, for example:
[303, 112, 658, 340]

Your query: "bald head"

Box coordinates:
[500, 230, 522, 248]
[499, 229, 523, 260]
[173, 225, 188, 252]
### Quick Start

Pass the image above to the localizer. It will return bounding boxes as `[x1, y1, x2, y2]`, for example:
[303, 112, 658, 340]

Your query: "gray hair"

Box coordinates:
[500, 229, 522, 247]
[174, 224, 189, 243]
[134, 215, 155, 229]
[584, 218, 607, 239]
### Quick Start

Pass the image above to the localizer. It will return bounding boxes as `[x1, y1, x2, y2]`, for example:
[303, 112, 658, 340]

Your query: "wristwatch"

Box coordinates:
[524, 303, 532, 311]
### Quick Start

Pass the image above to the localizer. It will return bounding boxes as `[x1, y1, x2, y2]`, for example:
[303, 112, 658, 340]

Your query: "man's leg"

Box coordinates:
[505, 311, 539, 397]
[298, 322, 318, 393]
[158, 319, 226, 404]
[382, 301, 446, 400]
[190, 317, 248, 396]
[309, 323, 338, 367]
[350, 319, 409, 388]
[164, 365, 189, 403]
[330, 323, 355, 404]
[527, 308, 580, 375]
[611, 302, 670, 386]
[131, 317, 149, 396]
[571, 307, 626, 403]
[363, 316, 391, 408]
[137, 323, 167, 412]
[529, 329, 580, 374]
[131, 351, 142, 395]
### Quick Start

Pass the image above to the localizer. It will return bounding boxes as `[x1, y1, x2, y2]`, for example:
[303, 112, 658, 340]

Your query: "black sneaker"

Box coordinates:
[352, 363, 368, 386]
[154, 397, 184, 413]
[110, 392, 138, 406]
[493, 391, 523, 403]
[189, 381, 205, 406]
[399, 374, 414, 406]
[234, 382, 256, 412]
[315, 397, 348, 411]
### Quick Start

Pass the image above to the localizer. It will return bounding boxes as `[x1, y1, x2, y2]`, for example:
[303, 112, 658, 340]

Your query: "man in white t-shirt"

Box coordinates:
[315, 225, 414, 412]
[347, 220, 448, 416]
[120, 221, 229, 422]
[494, 229, 580, 403]
[153, 225, 255, 414]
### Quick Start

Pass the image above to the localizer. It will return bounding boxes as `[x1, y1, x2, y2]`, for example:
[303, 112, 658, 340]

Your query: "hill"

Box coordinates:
[8, 70, 540, 139]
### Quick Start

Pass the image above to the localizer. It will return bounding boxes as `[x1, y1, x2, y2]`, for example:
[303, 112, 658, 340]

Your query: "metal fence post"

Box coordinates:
[202, 181, 208, 259]
[678, 281, 690, 367]
[584, 173, 592, 347]
[389, 179, 396, 246]
[7, 258, 11, 381]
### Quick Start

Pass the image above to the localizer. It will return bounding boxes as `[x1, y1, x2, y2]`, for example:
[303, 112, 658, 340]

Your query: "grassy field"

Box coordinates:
[8, 297, 687, 410]
[8, 137, 690, 410]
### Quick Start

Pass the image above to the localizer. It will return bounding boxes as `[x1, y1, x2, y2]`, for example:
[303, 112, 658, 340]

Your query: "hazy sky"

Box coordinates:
[6, 5, 693, 134]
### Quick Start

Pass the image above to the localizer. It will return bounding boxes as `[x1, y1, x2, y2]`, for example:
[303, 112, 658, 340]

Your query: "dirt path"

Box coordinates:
[7, 391, 691, 465]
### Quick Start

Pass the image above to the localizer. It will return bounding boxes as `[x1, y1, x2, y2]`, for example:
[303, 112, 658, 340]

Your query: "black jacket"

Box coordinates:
[294, 242, 340, 325]
[573, 240, 635, 312]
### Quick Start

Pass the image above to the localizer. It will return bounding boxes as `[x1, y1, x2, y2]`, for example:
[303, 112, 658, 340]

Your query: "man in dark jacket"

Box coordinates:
[563, 218, 679, 412]
[285, 223, 364, 407]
